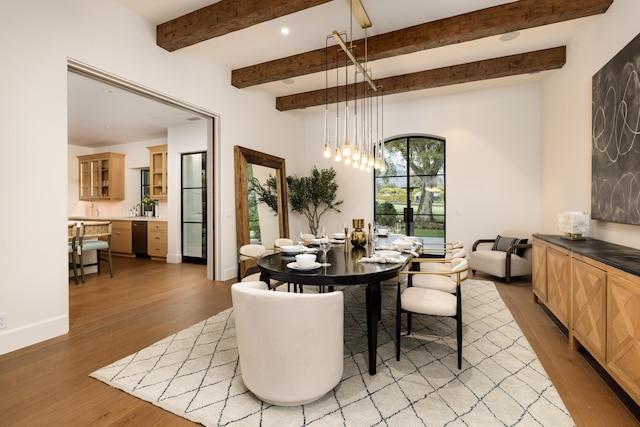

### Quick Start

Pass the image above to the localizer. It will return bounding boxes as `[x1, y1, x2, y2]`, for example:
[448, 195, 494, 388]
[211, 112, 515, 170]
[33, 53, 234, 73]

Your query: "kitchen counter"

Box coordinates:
[69, 216, 167, 222]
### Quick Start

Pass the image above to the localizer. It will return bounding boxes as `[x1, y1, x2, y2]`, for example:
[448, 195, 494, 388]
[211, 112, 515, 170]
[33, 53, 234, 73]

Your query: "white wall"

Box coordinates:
[0, 0, 304, 355]
[304, 83, 542, 250]
[540, 0, 640, 249]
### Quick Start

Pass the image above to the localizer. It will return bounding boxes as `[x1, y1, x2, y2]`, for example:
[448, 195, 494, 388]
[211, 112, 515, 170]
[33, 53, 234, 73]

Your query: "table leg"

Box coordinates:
[365, 281, 381, 375]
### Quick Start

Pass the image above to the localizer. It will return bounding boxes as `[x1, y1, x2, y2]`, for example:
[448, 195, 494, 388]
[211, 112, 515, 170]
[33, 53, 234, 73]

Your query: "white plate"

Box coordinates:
[280, 245, 303, 254]
[375, 250, 401, 257]
[287, 261, 321, 270]
[311, 238, 322, 245]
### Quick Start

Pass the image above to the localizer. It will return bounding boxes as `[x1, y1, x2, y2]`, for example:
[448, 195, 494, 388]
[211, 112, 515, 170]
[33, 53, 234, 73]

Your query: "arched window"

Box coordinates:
[374, 135, 445, 243]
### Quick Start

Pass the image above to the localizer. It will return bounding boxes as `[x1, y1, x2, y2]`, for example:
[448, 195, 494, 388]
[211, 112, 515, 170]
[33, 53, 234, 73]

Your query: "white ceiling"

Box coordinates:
[69, 0, 597, 147]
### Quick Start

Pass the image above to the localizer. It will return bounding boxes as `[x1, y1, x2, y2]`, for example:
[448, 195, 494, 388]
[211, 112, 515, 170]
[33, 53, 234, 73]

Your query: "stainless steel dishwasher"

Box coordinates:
[132, 221, 148, 256]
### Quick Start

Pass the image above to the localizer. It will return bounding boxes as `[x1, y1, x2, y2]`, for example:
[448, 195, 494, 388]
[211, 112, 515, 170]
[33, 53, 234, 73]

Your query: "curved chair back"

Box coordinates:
[239, 244, 267, 260]
[231, 281, 344, 406]
[302, 233, 316, 243]
[274, 238, 294, 249]
[238, 244, 268, 281]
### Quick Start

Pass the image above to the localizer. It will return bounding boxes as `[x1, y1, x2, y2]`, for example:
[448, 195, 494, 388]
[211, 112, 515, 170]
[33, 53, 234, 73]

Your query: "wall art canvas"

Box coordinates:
[591, 32, 640, 225]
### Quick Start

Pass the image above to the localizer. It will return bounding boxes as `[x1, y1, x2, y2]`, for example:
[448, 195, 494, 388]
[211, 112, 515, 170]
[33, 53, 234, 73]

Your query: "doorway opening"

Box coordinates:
[182, 152, 207, 264]
[67, 59, 218, 278]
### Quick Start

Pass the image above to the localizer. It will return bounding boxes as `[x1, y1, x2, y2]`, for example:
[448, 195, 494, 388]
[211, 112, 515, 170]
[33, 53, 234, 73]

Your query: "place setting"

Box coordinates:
[286, 253, 322, 270]
[377, 235, 422, 256]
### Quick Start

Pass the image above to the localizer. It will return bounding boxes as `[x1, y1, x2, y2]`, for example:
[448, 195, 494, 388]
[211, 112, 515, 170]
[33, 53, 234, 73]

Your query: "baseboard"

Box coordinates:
[0, 314, 68, 356]
[223, 266, 238, 282]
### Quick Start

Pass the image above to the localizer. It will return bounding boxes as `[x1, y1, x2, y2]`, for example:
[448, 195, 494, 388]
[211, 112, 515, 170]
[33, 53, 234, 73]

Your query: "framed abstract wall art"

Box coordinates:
[591, 32, 640, 226]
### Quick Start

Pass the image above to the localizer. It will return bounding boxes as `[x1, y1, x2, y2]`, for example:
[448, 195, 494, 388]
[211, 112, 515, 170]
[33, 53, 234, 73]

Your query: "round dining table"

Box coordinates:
[257, 245, 412, 375]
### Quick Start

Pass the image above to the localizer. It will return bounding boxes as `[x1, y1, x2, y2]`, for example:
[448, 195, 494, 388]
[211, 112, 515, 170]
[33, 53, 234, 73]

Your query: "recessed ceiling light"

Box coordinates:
[281, 27, 289, 35]
[282, 78, 295, 85]
[499, 31, 520, 42]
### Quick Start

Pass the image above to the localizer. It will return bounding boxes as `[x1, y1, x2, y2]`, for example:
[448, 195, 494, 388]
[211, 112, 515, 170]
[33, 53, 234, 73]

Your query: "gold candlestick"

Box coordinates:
[344, 226, 349, 252]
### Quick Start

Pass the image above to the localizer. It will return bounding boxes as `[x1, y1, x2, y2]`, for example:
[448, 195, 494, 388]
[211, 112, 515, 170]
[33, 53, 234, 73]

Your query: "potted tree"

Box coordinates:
[251, 166, 342, 236]
[287, 167, 342, 236]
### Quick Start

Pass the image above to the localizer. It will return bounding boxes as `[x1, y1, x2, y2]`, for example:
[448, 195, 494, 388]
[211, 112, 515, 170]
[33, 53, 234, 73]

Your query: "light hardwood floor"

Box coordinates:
[0, 256, 637, 426]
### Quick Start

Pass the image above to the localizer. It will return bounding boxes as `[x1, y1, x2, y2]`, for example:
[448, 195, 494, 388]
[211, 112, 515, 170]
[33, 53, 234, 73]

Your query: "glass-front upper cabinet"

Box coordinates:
[148, 144, 168, 200]
[77, 152, 125, 201]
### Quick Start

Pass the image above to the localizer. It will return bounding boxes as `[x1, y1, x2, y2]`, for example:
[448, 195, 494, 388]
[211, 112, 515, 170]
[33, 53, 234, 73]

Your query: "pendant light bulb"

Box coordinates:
[343, 105, 351, 157]
[323, 109, 331, 158]
[323, 143, 331, 158]
[352, 145, 360, 160]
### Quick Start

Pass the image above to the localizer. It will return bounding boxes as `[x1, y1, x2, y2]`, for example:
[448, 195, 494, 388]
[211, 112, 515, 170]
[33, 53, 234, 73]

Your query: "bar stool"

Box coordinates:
[78, 221, 113, 282]
[68, 223, 79, 284]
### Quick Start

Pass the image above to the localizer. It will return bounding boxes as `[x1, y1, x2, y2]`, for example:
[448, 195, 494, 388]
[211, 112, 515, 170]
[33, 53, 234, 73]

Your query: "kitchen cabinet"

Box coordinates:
[78, 152, 125, 201]
[148, 221, 168, 260]
[148, 145, 168, 200]
[109, 220, 133, 255]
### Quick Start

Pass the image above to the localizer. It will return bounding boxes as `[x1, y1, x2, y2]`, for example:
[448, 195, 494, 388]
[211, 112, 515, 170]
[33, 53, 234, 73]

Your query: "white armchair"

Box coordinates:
[231, 281, 344, 406]
[468, 229, 533, 282]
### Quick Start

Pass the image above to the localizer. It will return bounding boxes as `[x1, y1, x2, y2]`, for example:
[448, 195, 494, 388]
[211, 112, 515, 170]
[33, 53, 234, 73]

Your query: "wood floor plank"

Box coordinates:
[0, 257, 636, 426]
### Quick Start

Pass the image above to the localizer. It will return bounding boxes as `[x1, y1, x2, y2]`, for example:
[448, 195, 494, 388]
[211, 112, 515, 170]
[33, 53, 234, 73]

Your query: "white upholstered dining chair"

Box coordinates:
[396, 259, 468, 369]
[231, 281, 344, 406]
[237, 243, 284, 289]
[403, 258, 469, 293]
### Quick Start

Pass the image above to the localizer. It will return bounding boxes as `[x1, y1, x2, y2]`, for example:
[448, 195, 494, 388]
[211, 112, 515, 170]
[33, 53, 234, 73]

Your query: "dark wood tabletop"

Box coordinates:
[257, 245, 412, 375]
[256, 246, 408, 286]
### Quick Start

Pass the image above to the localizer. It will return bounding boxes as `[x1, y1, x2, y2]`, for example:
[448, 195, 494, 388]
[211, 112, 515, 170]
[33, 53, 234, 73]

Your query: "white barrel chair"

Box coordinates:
[231, 281, 344, 406]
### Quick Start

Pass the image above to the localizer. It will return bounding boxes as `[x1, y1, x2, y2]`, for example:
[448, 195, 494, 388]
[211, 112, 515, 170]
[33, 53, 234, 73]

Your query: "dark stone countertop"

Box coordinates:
[534, 234, 640, 277]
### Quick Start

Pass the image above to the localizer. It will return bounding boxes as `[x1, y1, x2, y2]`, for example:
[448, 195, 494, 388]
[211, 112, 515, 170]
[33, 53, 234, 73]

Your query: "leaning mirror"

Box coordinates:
[234, 145, 289, 279]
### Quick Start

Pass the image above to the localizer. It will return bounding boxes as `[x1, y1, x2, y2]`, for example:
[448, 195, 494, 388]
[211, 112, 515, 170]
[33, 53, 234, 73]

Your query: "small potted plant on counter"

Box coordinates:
[142, 194, 158, 217]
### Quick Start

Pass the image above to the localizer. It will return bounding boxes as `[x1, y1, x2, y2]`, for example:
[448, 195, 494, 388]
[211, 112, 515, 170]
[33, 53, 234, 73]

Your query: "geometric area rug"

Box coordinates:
[90, 280, 575, 426]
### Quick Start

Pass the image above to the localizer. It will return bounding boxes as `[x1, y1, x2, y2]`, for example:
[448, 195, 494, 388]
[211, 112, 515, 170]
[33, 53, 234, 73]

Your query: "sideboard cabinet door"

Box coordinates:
[607, 271, 640, 404]
[546, 246, 571, 327]
[572, 257, 607, 363]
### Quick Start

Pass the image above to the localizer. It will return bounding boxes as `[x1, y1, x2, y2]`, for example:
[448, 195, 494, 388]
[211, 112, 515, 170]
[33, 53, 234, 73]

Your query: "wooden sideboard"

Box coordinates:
[533, 234, 640, 405]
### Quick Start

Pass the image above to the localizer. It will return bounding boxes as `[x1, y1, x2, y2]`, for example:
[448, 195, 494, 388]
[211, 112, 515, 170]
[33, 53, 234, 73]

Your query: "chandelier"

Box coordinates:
[322, 0, 385, 173]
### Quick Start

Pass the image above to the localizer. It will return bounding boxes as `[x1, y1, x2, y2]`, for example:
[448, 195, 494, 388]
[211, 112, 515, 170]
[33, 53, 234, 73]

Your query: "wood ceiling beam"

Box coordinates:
[275, 47, 566, 111]
[157, 0, 332, 52]
[233, 0, 611, 88]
